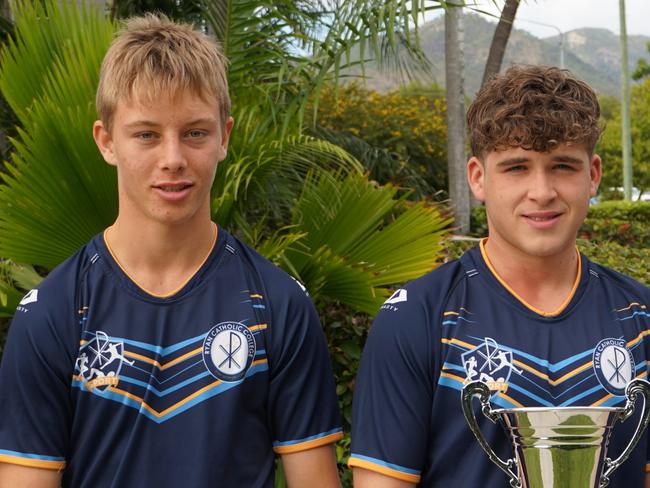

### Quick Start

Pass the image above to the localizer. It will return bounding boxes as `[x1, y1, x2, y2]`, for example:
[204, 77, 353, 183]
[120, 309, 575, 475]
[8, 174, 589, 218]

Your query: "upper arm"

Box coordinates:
[281, 444, 340, 488]
[352, 467, 415, 488]
[0, 286, 75, 472]
[0, 463, 61, 488]
[349, 286, 435, 485]
[266, 278, 342, 454]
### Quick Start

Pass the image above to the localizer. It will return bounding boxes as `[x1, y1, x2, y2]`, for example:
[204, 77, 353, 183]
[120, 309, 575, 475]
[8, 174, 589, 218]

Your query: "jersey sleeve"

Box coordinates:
[349, 285, 437, 484]
[265, 278, 343, 454]
[0, 286, 76, 470]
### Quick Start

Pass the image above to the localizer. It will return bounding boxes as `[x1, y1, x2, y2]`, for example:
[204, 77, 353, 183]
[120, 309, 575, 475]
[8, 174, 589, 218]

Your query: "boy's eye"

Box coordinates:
[505, 165, 526, 172]
[136, 132, 156, 140]
[554, 163, 576, 171]
[186, 129, 207, 138]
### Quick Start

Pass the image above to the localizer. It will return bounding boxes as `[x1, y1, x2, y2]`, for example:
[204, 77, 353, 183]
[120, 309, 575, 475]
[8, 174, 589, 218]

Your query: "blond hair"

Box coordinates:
[96, 14, 230, 130]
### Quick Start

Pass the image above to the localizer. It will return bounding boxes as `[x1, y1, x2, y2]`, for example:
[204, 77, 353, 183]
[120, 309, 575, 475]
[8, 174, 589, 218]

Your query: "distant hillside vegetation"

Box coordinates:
[345, 13, 649, 98]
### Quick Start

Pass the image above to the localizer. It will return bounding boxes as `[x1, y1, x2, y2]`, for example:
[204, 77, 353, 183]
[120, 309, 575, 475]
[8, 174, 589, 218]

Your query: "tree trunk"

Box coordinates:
[619, 0, 634, 200]
[481, 0, 520, 87]
[445, 4, 470, 235]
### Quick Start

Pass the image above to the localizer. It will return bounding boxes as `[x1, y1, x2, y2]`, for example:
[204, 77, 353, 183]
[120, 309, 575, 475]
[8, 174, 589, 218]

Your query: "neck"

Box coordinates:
[105, 216, 217, 297]
[482, 238, 580, 316]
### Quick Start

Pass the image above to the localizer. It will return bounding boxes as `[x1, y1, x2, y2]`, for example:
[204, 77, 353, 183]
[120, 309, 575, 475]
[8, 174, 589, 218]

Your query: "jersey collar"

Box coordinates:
[478, 238, 582, 318]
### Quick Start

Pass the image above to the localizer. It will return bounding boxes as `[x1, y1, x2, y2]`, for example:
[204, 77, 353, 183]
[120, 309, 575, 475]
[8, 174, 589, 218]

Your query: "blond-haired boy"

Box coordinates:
[0, 15, 342, 488]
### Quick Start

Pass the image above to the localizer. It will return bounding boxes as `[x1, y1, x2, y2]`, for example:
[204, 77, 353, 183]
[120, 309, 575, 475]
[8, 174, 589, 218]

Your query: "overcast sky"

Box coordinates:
[427, 0, 650, 39]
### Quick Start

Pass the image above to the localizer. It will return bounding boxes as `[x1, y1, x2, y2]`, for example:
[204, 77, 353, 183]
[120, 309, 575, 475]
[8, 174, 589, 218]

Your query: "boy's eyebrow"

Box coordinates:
[124, 120, 159, 128]
[123, 117, 218, 129]
[184, 117, 219, 126]
[550, 154, 585, 165]
[496, 156, 529, 167]
[496, 154, 585, 166]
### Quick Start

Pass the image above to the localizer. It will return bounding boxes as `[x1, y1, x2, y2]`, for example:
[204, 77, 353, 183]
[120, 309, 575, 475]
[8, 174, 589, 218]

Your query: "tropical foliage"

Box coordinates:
[596, 85, 650, 199]
[0, 1, 117, 267]
[316, 81, 448, 194]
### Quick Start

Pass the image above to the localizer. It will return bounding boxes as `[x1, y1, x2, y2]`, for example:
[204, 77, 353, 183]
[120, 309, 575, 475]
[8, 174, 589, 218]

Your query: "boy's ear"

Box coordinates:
[589, 153, 602, 197]
[467, 156, 486, 202]
[93, 120, 116, 166]
[219, 116, 234, 152]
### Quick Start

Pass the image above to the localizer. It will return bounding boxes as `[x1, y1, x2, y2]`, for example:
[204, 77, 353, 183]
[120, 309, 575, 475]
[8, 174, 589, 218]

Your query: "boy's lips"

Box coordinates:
[522, 211, 563, 228]
[152, 181, 194, 201]
[153, 181, 194, 191]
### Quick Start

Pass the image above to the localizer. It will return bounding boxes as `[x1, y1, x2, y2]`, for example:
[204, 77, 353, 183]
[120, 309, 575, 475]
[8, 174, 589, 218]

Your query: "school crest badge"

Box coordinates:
[202, 322, 256, 382]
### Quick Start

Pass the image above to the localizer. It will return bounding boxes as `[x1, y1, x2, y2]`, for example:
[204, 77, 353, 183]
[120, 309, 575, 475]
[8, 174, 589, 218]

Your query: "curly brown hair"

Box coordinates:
[467, 65, 602, 159]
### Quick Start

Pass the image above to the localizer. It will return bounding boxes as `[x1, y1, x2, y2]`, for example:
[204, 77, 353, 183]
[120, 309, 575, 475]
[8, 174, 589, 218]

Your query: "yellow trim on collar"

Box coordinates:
[479, 238, 581, 317]
[103, 223, 218, 299]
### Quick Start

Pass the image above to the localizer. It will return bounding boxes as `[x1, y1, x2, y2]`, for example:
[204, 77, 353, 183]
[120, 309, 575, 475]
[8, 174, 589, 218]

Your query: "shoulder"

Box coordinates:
[375, 257, 466, 323]
[365, 257, 466, 359]
[15, 242, 96, 319]
[226, 233, 313, 301]
[7, 241, 95, 359]
[585, 255, 650, 300]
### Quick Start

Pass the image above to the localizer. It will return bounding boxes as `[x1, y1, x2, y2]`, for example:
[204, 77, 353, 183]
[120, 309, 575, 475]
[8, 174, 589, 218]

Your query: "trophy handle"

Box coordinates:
[461, 380, 521, 488]
[600, 378, 650, 488]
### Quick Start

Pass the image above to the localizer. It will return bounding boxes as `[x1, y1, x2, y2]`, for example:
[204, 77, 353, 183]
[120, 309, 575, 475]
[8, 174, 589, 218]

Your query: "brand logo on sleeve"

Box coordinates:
[74, 331, 133, 391]
[381, 289, 408, 311]
[202, 322, 256, 382]
[19, 289, 38, 306]
[593, 338, 635, 396]
[385, 289, 407, 305]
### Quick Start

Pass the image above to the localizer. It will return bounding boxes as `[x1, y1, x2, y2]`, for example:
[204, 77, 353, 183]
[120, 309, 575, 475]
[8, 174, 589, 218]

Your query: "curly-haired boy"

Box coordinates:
[350, 65, 650, 488]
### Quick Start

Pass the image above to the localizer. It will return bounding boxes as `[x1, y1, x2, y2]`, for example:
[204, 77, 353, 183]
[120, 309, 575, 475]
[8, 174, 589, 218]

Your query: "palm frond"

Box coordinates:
[0, 0, 117, 267]
[283, 172, 452, 313]
[214, 107, 362, 228]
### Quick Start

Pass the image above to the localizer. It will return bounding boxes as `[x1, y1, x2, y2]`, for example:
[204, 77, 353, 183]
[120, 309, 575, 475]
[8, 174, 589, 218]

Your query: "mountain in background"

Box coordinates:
[348, 13, 650, 98]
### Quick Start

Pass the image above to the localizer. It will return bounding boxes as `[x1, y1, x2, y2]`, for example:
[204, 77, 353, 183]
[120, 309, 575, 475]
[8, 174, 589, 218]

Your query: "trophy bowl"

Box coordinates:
[461, 379, 650, 488]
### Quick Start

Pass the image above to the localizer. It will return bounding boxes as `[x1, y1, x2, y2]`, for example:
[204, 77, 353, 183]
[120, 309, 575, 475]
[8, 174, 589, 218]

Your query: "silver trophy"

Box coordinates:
[461, 379, 650, 488]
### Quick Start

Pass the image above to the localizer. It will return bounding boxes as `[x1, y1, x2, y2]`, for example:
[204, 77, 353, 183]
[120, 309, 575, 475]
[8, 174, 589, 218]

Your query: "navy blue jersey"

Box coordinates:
[0, 228, 342, 487]
[350, 240, 650, 487]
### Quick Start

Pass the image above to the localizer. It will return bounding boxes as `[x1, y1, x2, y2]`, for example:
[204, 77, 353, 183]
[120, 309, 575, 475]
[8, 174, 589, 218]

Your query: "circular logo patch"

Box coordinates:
[592, 338, 635, 396]
[202, 322, 256, 382]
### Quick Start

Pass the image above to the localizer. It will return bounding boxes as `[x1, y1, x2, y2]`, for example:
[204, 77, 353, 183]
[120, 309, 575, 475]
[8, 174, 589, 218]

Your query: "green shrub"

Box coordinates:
[579, 218, 650, 247]
[470, 205, 488, 237]
[578, 240, 650, 286]
[581, 201, 650, 247]
[587, 200, 650, 220]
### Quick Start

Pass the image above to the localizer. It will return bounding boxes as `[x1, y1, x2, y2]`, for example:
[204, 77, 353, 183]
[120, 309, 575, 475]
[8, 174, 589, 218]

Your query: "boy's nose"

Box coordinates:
[527, 172, 558, 203]
[159, 138, 187, 172]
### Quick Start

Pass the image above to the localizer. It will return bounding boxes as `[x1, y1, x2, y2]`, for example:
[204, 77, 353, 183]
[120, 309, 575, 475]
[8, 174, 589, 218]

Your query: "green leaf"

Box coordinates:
[0, 0, 118, 268]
